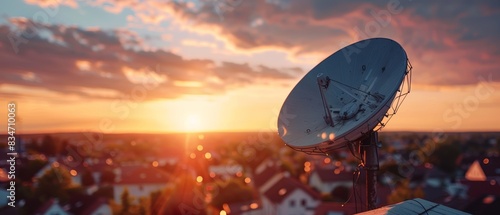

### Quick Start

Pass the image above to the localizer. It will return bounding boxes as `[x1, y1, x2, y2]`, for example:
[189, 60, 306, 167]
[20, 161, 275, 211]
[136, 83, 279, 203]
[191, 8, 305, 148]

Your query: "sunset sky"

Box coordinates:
[1, 0, 499, 134]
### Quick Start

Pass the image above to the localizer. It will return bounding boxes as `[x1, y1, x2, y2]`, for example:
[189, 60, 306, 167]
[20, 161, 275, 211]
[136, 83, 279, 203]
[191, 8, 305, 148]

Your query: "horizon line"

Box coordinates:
[3, 129, 500, 136]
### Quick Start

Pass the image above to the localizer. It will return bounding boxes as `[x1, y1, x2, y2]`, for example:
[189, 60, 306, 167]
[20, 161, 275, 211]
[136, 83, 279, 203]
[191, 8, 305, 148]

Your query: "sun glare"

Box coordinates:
[184, 114, 202, 131]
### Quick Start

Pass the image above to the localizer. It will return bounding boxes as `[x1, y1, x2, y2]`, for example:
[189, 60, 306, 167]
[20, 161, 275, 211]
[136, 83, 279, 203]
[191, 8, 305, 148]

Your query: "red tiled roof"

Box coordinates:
[115, 166, 170, 184]
[254, 165, 281, 188]
[264, 177, 320, 203]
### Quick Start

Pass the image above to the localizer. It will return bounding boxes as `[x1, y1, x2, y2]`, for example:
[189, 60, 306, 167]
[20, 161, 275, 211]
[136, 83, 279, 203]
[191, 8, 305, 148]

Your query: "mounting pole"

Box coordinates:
[360, 131, 379, 211]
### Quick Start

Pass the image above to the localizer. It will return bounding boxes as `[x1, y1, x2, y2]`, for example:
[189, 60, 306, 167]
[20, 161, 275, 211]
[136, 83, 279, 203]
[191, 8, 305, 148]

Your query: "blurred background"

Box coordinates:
[0, 0, 499, 214]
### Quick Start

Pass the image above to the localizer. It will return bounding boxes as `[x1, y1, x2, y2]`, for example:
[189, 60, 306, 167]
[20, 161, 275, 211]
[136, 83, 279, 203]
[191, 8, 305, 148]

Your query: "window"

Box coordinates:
[289, 200, 295, 207]
[301, 199, 307, 206]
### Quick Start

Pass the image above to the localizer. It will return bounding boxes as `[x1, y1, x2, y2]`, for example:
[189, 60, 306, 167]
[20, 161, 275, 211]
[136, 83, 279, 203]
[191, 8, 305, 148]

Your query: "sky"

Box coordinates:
[0, 0, 499, 134]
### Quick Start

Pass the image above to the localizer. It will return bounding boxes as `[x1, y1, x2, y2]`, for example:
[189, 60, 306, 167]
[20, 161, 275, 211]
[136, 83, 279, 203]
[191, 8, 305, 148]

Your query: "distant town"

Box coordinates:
[1, 131, 499, 215]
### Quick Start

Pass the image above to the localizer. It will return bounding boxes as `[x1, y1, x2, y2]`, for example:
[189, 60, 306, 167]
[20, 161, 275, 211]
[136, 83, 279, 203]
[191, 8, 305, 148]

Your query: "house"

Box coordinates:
[113, 166, 172, 204]
[34, 198, 69, 215]
[252, 157, 318, 214]
[309, 167, 352, 194]
[81, 157, 116, 185]
[465, 156, 500, 182]
[262, 177, 320, 215]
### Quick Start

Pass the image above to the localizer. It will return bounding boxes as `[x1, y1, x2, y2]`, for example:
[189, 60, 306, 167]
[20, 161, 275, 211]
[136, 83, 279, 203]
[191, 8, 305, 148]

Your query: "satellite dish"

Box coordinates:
[277, 38, 412, 155]
[277, 37, 412, 211]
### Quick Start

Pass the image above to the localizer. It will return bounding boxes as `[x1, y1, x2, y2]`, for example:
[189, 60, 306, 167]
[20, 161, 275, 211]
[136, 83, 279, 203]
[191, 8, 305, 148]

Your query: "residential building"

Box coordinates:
[262, 177, 320, 215]
[113, 166, 172, 204]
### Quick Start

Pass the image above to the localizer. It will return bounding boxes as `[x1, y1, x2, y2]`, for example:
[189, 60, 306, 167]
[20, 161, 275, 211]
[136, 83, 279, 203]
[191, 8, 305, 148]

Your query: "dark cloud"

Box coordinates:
[166, 0, 500, 86]
[0, 18, 300, 99]
[170, 0, 355, 54]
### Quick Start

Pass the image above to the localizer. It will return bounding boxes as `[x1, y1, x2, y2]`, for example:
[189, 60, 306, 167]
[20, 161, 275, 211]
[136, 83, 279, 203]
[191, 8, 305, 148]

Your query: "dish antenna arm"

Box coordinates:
[317, 73, 334, 127]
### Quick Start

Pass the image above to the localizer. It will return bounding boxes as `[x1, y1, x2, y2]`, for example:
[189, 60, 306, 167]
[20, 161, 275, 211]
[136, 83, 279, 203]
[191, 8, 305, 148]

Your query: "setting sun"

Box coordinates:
[184, 114, 202, 132]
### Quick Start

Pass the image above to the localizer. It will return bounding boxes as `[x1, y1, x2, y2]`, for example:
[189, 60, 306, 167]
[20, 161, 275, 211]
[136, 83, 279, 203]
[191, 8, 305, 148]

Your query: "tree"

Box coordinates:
[210, 178, 255, 210]
[40, 135, 58, 156]
[109, 199, 122, 215]
[34, 167, 78, 203]
[387, 180, 424, 204]
[155, 174, 207, 215]
[281, 160, 297, 177]
[428, 141, 461, 174]
[120, 188, 132, 215]
[18, 159, 48, 182]
[138, 197, 149, 215]
[150, 190, 163, 214]
[17, 180, 41, 215]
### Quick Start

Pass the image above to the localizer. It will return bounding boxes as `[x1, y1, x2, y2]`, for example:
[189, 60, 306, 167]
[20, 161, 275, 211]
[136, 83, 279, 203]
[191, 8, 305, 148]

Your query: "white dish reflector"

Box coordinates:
[277, 38, 411, 154]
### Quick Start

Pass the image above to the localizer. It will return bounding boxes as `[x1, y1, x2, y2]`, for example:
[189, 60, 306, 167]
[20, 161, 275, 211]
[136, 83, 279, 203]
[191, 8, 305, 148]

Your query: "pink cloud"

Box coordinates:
[0, 18, 300, 100]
